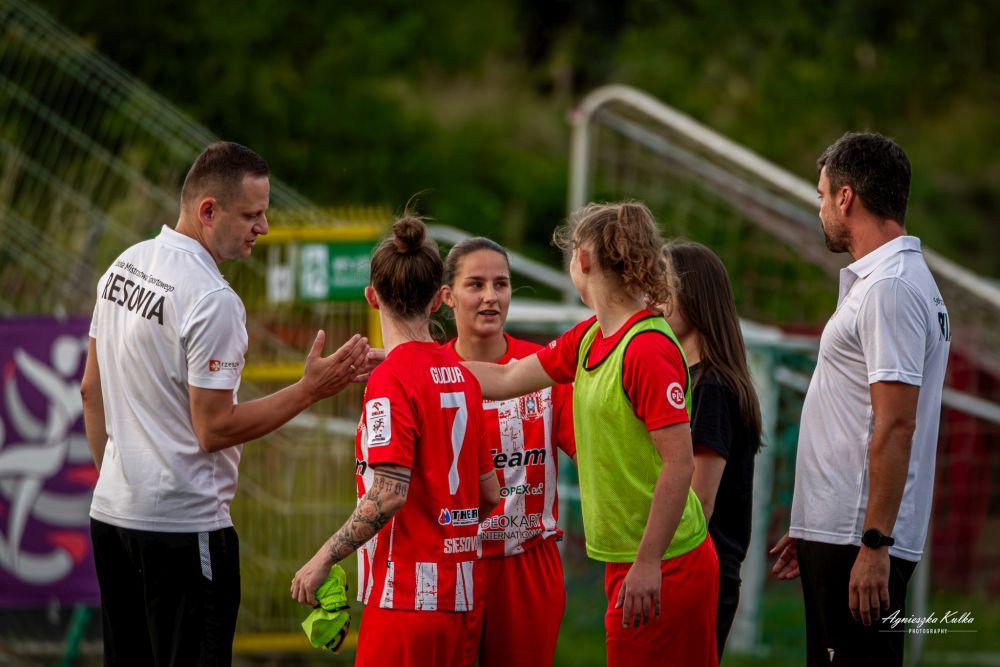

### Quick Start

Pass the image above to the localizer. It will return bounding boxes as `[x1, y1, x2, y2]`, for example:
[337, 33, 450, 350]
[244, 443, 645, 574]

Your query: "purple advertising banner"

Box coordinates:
[0, 317, 98, 606]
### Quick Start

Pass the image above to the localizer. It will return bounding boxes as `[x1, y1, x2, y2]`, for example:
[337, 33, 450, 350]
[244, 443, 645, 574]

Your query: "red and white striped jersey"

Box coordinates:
[355, 341, 492, 612]
[443, 334, 576, 558]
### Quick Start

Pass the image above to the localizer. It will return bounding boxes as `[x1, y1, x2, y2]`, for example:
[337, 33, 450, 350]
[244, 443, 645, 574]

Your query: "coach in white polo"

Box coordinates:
[770, 133, 950, 667]
[80, 142, 369, 667]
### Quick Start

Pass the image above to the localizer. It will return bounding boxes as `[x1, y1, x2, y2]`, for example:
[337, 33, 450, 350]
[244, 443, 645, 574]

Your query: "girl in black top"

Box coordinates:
[662, 241, 763, 659]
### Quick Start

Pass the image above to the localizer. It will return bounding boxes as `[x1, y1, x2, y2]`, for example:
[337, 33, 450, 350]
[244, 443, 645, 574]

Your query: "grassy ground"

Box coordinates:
[224, 578, 998, 667]
[5, 575, 994, 665]
[547, 567, 1000, 667]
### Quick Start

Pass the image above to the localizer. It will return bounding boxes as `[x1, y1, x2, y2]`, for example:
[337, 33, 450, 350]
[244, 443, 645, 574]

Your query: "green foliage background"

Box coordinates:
[42, 0, 999, 276]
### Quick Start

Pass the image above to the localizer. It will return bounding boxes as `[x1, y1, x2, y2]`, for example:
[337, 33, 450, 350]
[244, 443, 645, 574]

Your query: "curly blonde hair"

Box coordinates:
[554, 201, 670, 306]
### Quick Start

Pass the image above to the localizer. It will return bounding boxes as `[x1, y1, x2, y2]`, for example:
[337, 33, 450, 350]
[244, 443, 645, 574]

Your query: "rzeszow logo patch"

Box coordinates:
[208, 359, 240, 372]
[666, 382, 686, 410]
[366, 398, 392, 446]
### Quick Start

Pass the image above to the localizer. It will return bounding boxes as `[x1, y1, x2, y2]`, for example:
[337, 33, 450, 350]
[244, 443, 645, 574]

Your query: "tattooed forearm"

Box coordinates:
[324, 467, 410, 563]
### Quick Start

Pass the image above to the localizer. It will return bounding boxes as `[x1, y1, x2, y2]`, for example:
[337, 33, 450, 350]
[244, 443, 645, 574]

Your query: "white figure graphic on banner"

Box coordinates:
[0, 334, 91, 584]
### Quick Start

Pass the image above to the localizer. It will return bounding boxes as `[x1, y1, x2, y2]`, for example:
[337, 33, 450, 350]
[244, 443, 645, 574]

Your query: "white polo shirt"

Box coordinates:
[790, 236, 950, 561]
[89, 225, 248, 533]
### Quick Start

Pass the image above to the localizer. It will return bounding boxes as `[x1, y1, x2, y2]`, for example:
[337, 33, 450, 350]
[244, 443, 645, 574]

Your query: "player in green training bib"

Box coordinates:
[465, 201, 719, 667]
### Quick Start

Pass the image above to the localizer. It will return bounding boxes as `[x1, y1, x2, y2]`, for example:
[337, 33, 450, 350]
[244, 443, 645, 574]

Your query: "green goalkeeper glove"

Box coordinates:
[301, 564, 351, 653]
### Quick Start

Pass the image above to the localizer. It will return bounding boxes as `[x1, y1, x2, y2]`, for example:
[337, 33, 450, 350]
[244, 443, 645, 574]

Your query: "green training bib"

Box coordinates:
[573, 314, 707, 562]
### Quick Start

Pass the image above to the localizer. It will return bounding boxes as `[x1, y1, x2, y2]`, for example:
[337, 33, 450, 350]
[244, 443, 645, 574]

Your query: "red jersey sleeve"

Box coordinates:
[363, 369, 418, 468]
[622, 331, 690, 431]
[552, 383, 576, 457]
[535, 316, 596, 385]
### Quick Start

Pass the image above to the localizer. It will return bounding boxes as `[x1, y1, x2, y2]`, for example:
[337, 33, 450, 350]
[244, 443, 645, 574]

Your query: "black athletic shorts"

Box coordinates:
[90, 518, 241, 667]
[797, 539, 917, 667]
[716, 573, 741, 659]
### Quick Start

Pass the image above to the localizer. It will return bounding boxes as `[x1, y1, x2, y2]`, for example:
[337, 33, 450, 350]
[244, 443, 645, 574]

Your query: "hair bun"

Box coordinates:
[392, 216, 427, 254]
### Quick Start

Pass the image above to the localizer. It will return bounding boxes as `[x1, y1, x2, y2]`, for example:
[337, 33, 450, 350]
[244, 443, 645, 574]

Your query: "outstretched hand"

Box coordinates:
[301, 332, 369, 402]
[350, 347, 386, 383]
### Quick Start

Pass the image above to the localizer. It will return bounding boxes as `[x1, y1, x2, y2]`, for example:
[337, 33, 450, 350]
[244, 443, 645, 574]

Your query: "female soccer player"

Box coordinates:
[464, 202, 719, 667]
[291, 216, 500, 667]
[662, 241, 762, 658]
[439, 237, 576, 667]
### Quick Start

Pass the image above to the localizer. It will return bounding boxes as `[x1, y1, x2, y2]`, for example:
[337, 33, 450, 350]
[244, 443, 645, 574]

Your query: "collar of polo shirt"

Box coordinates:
[846, 235, 922, 280]
[839, 236, 922, 303]
[159, 225, 225, 277]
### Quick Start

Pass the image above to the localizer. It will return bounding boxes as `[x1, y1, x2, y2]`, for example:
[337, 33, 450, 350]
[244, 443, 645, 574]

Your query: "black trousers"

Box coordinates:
[716, 573, 740, 659]
[91, 518, 241, 667]
[797, 539, 917, 667]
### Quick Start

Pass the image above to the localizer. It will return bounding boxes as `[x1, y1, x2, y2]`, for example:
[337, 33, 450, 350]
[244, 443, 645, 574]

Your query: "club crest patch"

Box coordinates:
[666, 382, 686, 410]
[518, 391, 547, 421]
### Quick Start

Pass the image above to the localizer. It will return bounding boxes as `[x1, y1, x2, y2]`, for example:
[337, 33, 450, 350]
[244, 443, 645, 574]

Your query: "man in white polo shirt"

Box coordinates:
[770, 133, 950, 666]
[80, 142, 369, 666]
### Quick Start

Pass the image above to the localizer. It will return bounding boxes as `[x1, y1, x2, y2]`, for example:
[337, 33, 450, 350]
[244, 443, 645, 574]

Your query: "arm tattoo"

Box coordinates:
[324, 468, 410, 563]
[377, 466, 412, 494]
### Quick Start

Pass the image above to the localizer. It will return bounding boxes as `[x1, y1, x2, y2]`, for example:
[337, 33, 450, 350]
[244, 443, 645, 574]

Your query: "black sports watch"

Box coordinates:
[861, 528, 895, 549]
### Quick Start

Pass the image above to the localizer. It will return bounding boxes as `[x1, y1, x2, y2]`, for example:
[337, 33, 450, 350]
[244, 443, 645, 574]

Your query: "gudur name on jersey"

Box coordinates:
[429, 366, 465, 384]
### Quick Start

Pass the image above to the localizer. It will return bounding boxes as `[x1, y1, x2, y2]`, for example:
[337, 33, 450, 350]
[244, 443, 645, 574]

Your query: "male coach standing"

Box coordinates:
[770, 133, 950, 666]
[80, 142, 369, 666]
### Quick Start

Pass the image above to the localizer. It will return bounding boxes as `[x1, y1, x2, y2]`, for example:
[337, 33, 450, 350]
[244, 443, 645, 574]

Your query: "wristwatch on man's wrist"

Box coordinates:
[861, 528, 895, 549]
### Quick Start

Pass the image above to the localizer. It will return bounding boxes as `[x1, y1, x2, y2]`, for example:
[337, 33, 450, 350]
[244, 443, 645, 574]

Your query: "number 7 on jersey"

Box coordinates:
[440, 392, 468, 495]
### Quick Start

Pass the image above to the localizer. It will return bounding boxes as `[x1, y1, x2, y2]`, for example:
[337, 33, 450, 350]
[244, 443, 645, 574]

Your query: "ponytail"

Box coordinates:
[370, 214, 443, 317]
[555, 201, 671, 305]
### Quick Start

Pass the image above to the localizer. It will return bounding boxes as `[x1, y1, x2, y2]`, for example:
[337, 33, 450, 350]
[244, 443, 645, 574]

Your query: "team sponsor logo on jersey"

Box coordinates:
[499, 482, 544, 498]
[366, 398, 391, 446]
[429, 366, 465, 384]
[208, 359, 240, 372]
[666, 381, 686, 409]
[481, 528, 543, 542]
[480, 513, 541, 531]
[480, 513, 545, 542]
[492, 447, 546, 469]
[443, 536, 480, 554]
[438, 507, 479, 527]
